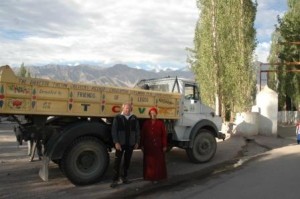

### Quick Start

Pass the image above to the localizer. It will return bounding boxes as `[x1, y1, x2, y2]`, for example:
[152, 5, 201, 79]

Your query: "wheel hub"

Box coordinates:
[77, 151, 96, 171]
[197, 139, 210, 154]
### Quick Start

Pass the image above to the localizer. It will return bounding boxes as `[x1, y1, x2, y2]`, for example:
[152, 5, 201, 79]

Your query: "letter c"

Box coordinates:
[112, 105, 121, 113]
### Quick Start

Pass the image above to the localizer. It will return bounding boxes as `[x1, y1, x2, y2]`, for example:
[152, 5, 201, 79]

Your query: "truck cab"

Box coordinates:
[136, 77, 224, 163]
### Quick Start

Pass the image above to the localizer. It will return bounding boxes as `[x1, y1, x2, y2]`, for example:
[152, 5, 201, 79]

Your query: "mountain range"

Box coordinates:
[14, 64, 195, 87]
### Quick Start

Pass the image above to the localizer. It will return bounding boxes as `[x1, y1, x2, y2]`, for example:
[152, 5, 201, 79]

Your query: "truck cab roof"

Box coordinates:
[135, 76, 197, 94]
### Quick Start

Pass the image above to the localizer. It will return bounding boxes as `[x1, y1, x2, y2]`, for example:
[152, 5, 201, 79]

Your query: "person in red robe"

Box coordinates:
[141, 107, 167, 183]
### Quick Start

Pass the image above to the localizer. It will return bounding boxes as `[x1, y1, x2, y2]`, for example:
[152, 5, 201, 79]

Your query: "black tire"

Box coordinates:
[186, 130, 216, 163]
[52, 159, 60, 164]
[61, 136, 109, 185]
[166, 133, 173, 152]
[52, 159, 65, 173]
[166, 145, 173, 152]
[54, 160, 65, 174]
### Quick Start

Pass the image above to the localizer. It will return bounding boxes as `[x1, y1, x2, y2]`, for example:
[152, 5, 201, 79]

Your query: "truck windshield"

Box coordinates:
[150, 84, 169, 92]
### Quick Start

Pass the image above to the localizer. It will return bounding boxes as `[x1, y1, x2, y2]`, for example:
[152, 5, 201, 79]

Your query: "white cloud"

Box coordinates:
[255, 42, 271, 63]
[0, 0, 288, 68]
[0, 0, 198, 68]
[254, 0, 287, 62]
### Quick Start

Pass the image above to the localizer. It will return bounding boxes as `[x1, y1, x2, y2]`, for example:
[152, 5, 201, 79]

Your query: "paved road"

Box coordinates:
[137, 144, 300, 199]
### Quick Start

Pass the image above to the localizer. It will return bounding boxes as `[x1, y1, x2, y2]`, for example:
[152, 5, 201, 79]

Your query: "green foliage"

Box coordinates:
[18, 62, 27, 77]
[26, 69, 31, 78]
[268, 0, 300, 110]
[189, 0, 257, 120]
[17, 62, 31, 78]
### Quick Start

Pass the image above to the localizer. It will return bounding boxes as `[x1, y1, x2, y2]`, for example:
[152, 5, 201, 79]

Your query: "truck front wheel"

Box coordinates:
[186, 130, 216, 163]
[61, 136, 109, 185]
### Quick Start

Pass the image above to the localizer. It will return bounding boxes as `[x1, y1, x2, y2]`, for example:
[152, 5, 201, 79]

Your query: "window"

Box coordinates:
[149, 84, 169, 92]
[184, 84, 200, 101]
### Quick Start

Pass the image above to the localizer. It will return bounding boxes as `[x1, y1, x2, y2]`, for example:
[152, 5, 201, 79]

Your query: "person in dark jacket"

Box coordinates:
[110, 103, 140, 188]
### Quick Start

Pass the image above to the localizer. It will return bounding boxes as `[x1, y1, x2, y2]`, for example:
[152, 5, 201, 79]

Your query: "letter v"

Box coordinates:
[138, 107, 146, 114]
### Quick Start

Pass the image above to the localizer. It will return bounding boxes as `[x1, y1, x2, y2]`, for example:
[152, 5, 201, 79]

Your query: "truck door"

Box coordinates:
[181, 83, 202, 126]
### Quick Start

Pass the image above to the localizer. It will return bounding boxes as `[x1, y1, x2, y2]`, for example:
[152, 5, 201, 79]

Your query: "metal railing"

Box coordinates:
[278, 111, 300, 125]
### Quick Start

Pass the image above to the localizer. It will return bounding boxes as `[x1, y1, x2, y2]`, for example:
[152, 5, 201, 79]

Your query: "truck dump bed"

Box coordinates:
[0, 65, 180, 119]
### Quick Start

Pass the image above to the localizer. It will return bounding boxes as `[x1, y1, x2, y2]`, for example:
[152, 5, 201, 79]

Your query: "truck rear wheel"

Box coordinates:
[186, 130, 216, 163]
[61, 136, 109, 185]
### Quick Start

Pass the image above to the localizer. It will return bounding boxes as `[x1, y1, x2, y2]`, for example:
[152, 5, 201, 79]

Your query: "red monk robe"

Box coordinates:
[141, 119, 167, 181]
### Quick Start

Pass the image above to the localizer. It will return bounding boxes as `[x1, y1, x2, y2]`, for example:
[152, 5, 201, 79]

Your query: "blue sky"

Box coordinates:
[0, 0, 288, 70]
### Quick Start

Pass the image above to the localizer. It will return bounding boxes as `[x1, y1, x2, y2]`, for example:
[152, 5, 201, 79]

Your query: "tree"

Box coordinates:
[18, 62, 27, 77]
[26, 69, 31, 78]
[268, 0, 300, 110]
[17, 62, 31, 78]
[189, 0, 257, 121]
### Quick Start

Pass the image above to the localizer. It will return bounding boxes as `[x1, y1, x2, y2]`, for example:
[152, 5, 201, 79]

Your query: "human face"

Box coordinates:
[122, 104, 131, 116]
[149, 110, 157, 120]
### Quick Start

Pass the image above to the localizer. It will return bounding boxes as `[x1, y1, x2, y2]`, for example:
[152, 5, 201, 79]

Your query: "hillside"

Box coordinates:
[15, 64, 194, 87]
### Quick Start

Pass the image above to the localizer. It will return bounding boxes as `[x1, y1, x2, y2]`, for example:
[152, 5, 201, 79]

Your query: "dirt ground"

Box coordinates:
[0, 122, 296, 199]
[1, 121, 210, 199]
[0, 122, 145, 199]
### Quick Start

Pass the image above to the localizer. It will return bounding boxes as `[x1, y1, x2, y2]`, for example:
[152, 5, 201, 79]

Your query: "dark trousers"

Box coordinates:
[112, 145, 134, 181]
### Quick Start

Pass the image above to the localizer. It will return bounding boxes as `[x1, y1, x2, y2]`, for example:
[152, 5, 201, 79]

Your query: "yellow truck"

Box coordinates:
[0, 65, 224, 185]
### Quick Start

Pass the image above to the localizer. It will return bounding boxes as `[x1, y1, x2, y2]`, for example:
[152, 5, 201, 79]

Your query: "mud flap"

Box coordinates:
[39, 156, 50, 181]
[217, 132, 226, 141]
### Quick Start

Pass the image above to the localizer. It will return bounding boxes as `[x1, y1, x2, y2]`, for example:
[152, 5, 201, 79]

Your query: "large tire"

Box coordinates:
[166, 144, 173, 152]
[61, 136, 109, 185]
[186, 130, 216, 163]
[52, 159, 60, 164]
[166, 133, 173, 152]
[52, 159, 65, 173]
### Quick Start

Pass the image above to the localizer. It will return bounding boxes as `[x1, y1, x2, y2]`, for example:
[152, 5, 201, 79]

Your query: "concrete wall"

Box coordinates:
[256, 86, 278, 136]
[278, 111, 300, 125]
[234, 112, 259, 136]
[231, 86, 278, 137]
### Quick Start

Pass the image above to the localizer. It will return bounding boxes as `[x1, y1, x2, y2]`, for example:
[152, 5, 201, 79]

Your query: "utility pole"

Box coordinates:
[259, 63, 300, 91]
[259, 41, 300, 90]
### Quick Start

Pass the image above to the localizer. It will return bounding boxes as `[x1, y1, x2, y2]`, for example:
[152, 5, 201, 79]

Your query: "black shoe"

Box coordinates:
[110, 181, 118, 188]
[122, 178, 131, 184]
[152, 181, 158, 184]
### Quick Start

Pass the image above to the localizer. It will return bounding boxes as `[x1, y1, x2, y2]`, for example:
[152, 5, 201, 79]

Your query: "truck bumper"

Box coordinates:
[217, 132, 226, 141]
